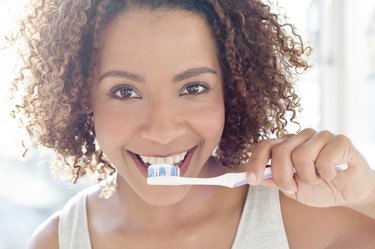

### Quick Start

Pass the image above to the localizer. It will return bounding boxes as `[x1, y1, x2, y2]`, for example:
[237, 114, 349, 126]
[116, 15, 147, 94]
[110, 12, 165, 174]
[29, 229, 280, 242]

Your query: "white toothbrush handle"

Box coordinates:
[229, 163, 348, 187]
[147, 167, 272, 185]
[262, 163, 348, 179]
[227, 163, 349, 187]
[147, 174, 245, 187]
[147, 164, 349, 187]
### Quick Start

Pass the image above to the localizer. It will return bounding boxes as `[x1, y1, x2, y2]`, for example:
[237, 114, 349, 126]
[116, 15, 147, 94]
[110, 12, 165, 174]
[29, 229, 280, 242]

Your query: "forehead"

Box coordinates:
[97, 8, 219, 73]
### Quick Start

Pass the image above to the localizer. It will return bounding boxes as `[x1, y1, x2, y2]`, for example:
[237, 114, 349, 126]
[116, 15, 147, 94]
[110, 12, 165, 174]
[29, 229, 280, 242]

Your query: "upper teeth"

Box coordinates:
[140, 151, 187, 165]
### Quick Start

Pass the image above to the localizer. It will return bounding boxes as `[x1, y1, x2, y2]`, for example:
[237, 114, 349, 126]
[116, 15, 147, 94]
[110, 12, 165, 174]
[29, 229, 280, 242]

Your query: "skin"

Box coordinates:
[29, 8, 375, 249]
[91, 8, 226, 207]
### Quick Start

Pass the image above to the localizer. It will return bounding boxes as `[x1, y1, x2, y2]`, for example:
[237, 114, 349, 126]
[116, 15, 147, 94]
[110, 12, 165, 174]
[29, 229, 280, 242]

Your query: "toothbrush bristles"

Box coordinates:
[148, 164, 180, 177]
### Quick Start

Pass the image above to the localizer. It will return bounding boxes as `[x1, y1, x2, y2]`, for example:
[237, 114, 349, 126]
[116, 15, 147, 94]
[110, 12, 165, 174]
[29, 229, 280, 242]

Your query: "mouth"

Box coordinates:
[138, 151, 188, 167]
[128, 146, 196, 177]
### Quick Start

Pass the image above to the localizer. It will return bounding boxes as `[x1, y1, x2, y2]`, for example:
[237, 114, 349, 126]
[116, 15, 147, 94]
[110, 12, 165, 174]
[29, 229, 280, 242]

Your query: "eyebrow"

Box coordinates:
[172, 67, 217, 82]
[98, 67, 217, 84]
[98, 70, 145, 83]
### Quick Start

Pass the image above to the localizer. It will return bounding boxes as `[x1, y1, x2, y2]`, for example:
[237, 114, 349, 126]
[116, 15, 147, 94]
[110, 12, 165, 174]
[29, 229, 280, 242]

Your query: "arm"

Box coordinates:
[28, 211, 60, 249]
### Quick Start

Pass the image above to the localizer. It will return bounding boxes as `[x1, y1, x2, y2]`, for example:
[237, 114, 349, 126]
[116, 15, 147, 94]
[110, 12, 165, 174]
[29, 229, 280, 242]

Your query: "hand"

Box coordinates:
[246, 128, 375, 209]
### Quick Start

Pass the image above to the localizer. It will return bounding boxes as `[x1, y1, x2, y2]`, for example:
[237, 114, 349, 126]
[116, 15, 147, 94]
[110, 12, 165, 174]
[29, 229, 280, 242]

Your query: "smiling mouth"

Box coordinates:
[135, 150, 188, 168]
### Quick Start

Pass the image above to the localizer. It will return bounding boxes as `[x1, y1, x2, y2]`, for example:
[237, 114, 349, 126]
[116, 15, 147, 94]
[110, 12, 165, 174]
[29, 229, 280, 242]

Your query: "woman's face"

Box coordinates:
[91, 8, 225, 205]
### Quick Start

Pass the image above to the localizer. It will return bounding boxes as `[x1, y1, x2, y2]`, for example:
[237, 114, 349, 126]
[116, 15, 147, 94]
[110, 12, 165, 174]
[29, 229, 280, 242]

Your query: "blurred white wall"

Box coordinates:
[277, 0, 375, 168]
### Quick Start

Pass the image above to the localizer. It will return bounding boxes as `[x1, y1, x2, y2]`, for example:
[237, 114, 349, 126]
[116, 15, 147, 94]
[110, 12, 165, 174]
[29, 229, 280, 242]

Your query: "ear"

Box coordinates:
[211, 145, 219, 156]
[84, 105, 93, 115]
[83, 99, 93, 115]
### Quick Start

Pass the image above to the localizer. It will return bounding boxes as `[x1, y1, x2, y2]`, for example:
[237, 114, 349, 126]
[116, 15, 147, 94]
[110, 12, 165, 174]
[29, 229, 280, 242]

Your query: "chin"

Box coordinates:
[139, 185, 192, 207]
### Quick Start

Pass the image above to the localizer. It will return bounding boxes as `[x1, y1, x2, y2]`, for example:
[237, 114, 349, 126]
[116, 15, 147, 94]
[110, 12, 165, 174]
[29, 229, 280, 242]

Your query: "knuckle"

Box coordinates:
[301, 128, 317, 135]
[334, 134, 351, 146]
[256, 138, 272, 147]
[252, 139, 272, 153]
[318, 130, 334, 139]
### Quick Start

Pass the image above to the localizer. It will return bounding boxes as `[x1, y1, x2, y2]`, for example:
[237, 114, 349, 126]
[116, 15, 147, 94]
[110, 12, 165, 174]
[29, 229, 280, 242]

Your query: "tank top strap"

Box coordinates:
[231, 185, 290, 249]
[58, 186, 98, 249]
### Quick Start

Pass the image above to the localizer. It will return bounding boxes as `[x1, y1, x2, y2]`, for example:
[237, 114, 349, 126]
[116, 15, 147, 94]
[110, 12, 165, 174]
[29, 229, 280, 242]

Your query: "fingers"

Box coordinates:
[246, 134, 297, 185]
[292, 130, 334, 184]
[270, 128, 316, 193]
[246, 129, 352, 193]
[246, 138, 274, 185]
[315, 134, 353, 180]
[246, 133, 299, 192]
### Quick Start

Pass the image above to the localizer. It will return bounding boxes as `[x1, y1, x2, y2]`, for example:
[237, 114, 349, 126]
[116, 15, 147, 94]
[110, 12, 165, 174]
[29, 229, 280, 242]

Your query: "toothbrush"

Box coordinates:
[147, 163, 349, 188]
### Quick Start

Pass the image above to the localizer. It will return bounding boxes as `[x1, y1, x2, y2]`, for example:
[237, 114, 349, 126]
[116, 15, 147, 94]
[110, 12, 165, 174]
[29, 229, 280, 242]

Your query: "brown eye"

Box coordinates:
[110, 85, 141, 100]
[180, 82, 209, 96]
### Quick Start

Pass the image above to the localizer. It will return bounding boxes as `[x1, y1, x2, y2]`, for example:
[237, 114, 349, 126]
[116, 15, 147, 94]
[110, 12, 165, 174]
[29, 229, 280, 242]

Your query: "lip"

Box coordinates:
[128, 146, 197, 178]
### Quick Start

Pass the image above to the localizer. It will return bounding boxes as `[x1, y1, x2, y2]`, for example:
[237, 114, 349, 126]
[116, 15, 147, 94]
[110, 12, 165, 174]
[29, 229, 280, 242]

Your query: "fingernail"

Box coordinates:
[248, 172, 257, 185]
[283, 189, 296, 196]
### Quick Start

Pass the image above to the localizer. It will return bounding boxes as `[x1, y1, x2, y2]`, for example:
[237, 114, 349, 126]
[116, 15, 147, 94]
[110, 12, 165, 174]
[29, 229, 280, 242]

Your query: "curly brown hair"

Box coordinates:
[10, 0, 310, 187]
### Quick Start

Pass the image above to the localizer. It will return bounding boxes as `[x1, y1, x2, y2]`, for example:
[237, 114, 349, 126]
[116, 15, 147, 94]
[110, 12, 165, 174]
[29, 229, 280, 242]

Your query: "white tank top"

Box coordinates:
[58, 185, 290, 249]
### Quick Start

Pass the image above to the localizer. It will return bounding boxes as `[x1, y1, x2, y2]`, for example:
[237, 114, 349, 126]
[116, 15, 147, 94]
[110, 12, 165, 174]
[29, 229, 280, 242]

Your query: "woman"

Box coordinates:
[9, 0, 375, 248]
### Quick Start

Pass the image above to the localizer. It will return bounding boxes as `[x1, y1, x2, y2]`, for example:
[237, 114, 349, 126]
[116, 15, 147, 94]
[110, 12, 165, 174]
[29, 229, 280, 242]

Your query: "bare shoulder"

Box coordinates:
[28, 211, 60, 249]
[280, 192, 375, 249]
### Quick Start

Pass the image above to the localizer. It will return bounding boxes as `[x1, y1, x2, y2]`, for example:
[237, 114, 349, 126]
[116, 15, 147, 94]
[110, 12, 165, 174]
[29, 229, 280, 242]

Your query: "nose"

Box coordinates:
[140, 100, 186, 144]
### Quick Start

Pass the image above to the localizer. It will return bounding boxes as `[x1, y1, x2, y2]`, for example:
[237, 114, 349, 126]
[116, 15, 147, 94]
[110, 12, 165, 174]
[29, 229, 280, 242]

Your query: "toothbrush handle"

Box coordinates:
[234, 163, 349, 187]
[262, 163, 348, 180]
[147, 163, 349, 187]
[147, 175, 235, 186]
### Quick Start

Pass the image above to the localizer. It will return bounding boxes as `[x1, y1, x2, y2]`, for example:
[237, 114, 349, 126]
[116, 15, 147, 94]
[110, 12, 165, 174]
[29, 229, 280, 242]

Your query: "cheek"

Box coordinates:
[92, 107, 136, 152]
[91, 88, 141, 149]
[190, 101, 225, 145]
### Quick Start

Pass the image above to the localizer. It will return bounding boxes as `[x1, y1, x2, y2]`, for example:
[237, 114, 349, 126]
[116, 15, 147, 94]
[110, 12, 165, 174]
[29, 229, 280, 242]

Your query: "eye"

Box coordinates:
[180, 82, 209, 96]
[109, 85, 141, 100]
